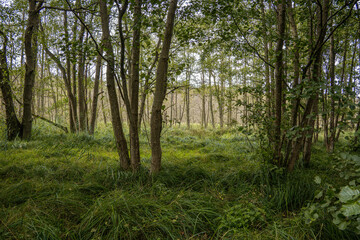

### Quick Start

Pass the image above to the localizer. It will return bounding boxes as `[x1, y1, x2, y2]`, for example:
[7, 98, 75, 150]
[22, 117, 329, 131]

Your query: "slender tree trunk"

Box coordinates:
[333, 39, 349, 144]
[63, 11, 76, 133]
[304, 63, 321, 167]
[261, 0, 271, 119]
[175, 91, 178, 124]
[201, 70, 206, 128]
[273, 0, 286, 165]
[22, 0, 43, 140]
[99, 0, 130, 170]
[78, 20, 87, 132]
[220, 73, 224, 128]
[288, 0, 329, 171]
[101, 79, 107, 125]
[185, 69, 191, 129]
[0, 31, 22, 140]
[150, 0, 177, 173]
[129, 0, 142, 171]
[89, 52, 102, 135]
[284, 1, 300, 165]
[328, 27, 336, 152]
[170, 91, 174, 127]
[227, 70, 232, 126]
[209, 71, 215, 128]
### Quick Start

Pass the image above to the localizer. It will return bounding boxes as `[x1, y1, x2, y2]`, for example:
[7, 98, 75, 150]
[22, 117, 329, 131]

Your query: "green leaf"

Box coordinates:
[338, 186, 360, 203]
[349, 180, 356, 186]
[338, 221, 350, 230]
[315, 190, 323, 199]
[314, 176, 321, 184]
[332, 211, 342, 225]
[341, 202, 360, 217]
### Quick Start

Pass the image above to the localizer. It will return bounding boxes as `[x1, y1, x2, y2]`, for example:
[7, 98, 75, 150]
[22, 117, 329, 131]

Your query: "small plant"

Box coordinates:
[218, 202, 266, 234]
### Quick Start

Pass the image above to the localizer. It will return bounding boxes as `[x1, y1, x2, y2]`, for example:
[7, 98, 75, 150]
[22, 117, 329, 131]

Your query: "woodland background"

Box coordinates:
[1, 0, 360, 239]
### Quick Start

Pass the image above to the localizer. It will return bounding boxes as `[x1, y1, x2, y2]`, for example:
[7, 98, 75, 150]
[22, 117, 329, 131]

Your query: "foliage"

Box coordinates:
[303, 152, 360, 236]
[218, 202, 267, 234]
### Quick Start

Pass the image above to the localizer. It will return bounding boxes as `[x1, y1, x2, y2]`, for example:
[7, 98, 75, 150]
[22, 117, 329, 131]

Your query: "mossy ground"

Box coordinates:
[0, 122, 356, 239]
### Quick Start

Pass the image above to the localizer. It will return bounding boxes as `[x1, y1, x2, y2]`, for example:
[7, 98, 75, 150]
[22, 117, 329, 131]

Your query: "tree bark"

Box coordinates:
[0, 31, 22, 140]
[89, 52, 102, 135]
[284, 1, 300, 166]
[209, 70, 215, 128]
[201, 70, 206, 128]
[273, 0, 286, 165]
[129, 0, 142, 171]
[288, 0, 330, 171]
[22, 0, 43, 140]
[77, 9, 87, 132]
[261, 1, 271, 119]
[150, 0, 178, 173]
[185, 69, 190, 129]
[328, 25, 336, 152]
[99, 0, 130, 170]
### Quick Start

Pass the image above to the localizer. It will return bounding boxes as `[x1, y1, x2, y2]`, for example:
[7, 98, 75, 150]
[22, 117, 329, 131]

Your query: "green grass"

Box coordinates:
[0, 122, 358, 239]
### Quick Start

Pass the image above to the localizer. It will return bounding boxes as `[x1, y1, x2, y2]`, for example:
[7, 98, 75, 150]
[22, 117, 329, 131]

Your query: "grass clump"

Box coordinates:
[78, 190, 220, 240]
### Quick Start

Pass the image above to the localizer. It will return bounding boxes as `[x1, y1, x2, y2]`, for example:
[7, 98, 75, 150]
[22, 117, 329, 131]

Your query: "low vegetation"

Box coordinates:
[1, 122, 359, 239]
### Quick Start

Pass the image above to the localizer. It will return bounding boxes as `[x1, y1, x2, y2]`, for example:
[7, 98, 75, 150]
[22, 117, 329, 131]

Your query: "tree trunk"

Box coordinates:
[227, 68, 232, 126]
[150, 0, 177, 173]
[99, 0, 130, 170]
[209, 71, 215, 128]
[328, 27, 336, 152]
[185, 69, 191, 128]
[220, 73, 224, 128]
[170, 91, 174, 127]
[89, 52, 102, 135]
[129, 0, 142, 171]
[273, 0, 286, 165]
[288, 0, 330, 171]
[284, 1, 300, 166]
[22, 0, 43, 140]
[261, 0, 271, 119]
[63, 11, 77, 133]
[201, 70, 206, 128]
[71, 4, 79, 132]
[78, 19, 87, 132]
[0, 31, 22, 140]
[101, 79, 107, 125]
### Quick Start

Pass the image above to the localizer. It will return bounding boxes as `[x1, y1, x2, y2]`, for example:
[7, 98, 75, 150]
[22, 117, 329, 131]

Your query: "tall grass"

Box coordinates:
[0, 122, 354, 239]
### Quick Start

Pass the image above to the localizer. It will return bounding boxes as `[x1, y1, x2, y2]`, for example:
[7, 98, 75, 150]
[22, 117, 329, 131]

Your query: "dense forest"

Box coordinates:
[1, 0, 360, 239]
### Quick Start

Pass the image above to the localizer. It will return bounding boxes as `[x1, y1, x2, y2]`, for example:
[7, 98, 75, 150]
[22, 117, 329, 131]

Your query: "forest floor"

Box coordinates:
[0, 123, 358, 239]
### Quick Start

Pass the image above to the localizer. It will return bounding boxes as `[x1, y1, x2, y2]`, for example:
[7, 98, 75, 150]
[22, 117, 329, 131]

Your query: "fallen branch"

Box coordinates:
[13, 95, 69, 133]
[32, 114, 68, 133]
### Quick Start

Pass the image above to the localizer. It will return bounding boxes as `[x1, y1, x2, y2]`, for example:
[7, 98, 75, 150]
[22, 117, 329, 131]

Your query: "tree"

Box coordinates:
[22, 0, 43, 139]
[99, 0, 131, 170]
[0, 30, 22, 140]
[150, 0, 178, 173]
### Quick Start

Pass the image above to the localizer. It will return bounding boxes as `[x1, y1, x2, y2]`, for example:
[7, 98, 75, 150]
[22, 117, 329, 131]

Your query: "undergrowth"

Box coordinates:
[0, 122, 357, 239]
